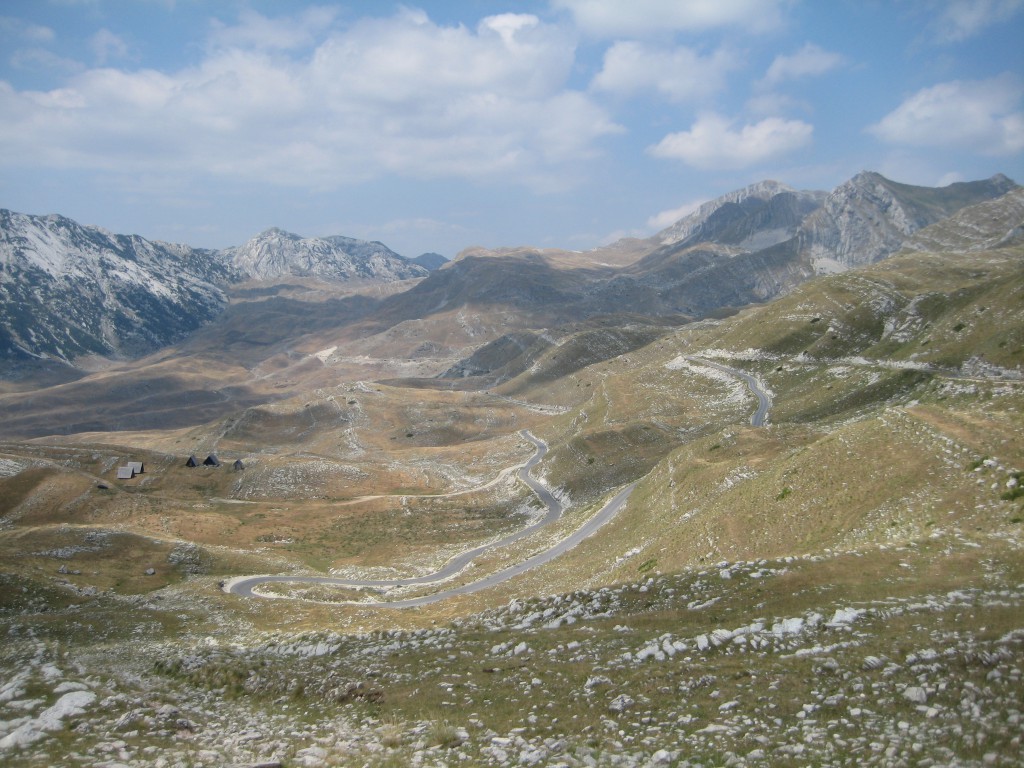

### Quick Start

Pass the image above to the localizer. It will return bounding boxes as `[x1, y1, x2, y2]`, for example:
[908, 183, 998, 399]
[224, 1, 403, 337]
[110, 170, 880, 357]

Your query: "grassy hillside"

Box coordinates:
[1, 208, 1022, 765]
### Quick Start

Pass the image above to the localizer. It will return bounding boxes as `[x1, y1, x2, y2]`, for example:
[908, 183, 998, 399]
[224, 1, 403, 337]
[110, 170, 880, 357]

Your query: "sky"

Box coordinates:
[0, 1, 1022, 259]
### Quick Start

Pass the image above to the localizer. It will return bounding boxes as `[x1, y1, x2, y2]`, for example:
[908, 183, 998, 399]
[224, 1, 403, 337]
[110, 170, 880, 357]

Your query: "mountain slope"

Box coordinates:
[224, 228, 428, 282]
[572, 172, 1020, 327]
[0, 215, 430, 372]
[902, 186, 1024, 253]
[0, 171, 1017, 432]
[0, 209, 232, 369]
[411, 252, 448, 270]
[800, 171, 1019, 273]
[657, 180, 827, 250]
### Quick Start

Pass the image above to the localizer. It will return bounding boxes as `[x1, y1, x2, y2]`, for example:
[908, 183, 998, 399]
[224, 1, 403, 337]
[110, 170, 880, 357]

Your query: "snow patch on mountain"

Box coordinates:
[0, 212, 430, 368]
[0, 208, 232, 366]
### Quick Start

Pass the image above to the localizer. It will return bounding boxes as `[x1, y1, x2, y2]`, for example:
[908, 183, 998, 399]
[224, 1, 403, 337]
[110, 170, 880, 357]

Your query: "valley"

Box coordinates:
[0, 173, 1022, 767]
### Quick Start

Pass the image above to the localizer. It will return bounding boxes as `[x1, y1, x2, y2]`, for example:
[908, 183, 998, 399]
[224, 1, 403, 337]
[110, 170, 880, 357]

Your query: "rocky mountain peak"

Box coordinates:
[0, 210, 430, 370]
[258, 227, 302, 241]
[0, 208, 230, 368]
[1, 170, 1016, 374]
[801, 171, 1020, 273]
[656, 180, 825, 252]
[225, 229, 427, 282]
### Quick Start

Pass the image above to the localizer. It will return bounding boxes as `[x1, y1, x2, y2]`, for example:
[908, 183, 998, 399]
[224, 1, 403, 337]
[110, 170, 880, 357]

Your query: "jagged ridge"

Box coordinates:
[223, 228, 428, 282]
[0, 171, 1018, 373]
[0, 216, 430, 368]
[0, 209, 231, 366]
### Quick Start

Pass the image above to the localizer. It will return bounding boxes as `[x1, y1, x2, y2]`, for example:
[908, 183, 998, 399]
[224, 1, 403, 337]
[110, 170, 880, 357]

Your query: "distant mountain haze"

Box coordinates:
[222, 228, 428, 282]
[0, 171, 1016, 375]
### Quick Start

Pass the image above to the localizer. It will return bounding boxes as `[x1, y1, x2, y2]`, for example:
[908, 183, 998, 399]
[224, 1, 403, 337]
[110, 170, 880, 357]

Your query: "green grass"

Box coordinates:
[2, 231, 1022, 765]
[118, 537, 1024, 767]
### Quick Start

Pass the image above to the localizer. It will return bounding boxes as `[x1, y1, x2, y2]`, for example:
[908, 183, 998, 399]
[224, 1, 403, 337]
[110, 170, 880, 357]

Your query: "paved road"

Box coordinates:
[688, 357, 771, 426]
[226, 430, 635, 607]
[227, 360, 767, 606]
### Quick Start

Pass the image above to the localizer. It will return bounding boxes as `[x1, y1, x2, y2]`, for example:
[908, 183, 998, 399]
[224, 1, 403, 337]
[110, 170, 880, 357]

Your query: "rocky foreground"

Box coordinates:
[2, 533, 1022, 768]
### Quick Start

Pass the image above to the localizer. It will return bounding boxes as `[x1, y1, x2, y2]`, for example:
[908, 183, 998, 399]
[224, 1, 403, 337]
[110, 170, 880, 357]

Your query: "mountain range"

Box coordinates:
[0, 170, 1019, 436]
[1, 168, 1023, 768]
[0, 217, 434, 373]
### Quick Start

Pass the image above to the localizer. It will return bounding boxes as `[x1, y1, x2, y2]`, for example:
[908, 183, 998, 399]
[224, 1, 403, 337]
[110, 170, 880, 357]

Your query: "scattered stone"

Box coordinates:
[650, 748, 674, 764]
[0, 691, 97, 749]
[903, 686, 928, 704]
[608, 694, 635, 713]
[584, 675, 612, 691]
[295, 745, 328, 767]
[710, 628, 734, 646]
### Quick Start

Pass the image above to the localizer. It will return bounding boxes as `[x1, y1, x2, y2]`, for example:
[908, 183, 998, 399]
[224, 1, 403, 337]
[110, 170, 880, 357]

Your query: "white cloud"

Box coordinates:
[649, 112, 813, 169]
[868, 75, 1024, 155]
[931, 0, 1024, 42]
[647, 198, 707, 230]
[553, 0, 786, 37]
[762, 43, 843, 85]
[591, 41, 736, 102]
[1, 17, 69, 73]
[0, 8, 620, 190]
[481, 12, 541, 46]
[310, 11, 575, 104]
[90, 29, 129, 64]
[208, 6, 340, 51]
[9, 46, 83, 74]
[0, 16, 55, 43]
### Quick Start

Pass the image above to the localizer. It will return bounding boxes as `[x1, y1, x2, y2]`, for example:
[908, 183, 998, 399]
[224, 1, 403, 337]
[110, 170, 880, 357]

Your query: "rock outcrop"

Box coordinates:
[799, 172, 1019, 273]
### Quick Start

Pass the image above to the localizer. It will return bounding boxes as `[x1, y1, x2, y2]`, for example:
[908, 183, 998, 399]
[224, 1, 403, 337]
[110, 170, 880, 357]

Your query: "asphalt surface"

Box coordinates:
[688, 357, 772, 426]
[226, 363, 769, 606]
[226, 430, 635, 606]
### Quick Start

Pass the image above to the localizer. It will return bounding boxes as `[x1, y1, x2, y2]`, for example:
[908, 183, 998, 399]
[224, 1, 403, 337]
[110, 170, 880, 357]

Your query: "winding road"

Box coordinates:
[225, 361, 771, 607]
[688, 357, 772, 427]
[225, 431, 633, 607]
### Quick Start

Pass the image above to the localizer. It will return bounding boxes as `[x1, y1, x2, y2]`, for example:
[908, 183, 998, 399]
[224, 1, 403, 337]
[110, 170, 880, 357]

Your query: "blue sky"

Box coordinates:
[1, 1, 1022, 258]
